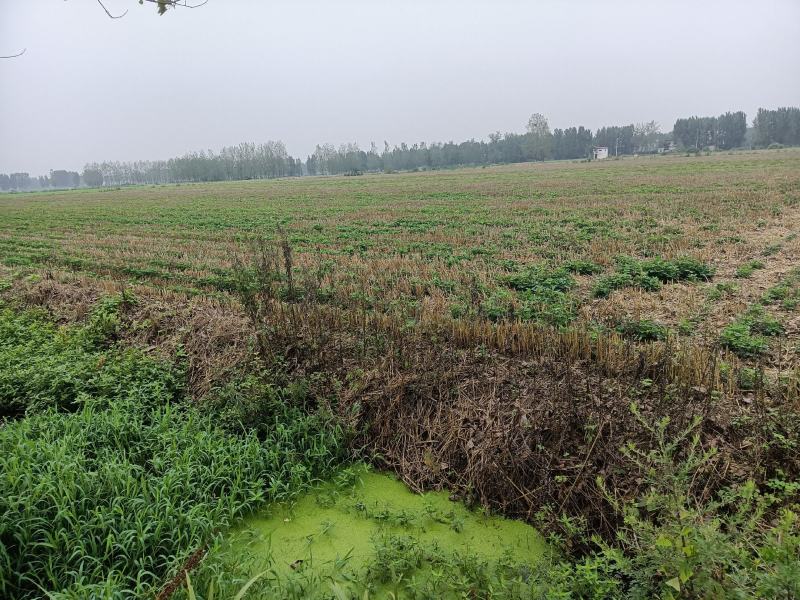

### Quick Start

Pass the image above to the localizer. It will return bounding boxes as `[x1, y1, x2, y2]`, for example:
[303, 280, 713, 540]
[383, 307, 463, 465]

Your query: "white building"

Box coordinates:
[592, 146, 609, 160]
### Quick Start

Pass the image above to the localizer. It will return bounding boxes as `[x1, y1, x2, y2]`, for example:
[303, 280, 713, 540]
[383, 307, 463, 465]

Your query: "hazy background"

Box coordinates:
[1, 0, 798, 175]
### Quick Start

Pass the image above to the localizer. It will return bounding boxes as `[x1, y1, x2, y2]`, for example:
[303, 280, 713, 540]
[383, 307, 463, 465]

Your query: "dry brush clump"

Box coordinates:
[219, 236, 800, 543]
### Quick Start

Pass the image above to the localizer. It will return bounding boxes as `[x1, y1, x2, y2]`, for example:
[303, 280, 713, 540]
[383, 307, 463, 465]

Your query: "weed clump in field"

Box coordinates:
[593, 255, 714, 298]
[498, 265, 578, 326]
[588, 409, 800, 600]
[616, 318, 668, 342]
[707, 281, 738, 301]
[735, 260, 765, 278]
[502, 264, 576, 294]
[563, 259, 603, 275]
[761, 267, 800, 310]
[720, 306, 784, 357]
[0, 300, 181, 418]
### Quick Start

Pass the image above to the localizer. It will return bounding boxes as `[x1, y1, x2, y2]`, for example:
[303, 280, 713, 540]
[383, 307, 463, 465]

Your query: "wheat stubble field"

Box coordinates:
[2, 149, 799, 357]
[2, 149, 799, 598]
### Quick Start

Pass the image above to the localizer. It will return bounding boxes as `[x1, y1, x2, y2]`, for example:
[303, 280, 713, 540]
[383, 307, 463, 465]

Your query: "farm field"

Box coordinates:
[2, 150, 800, 359]
[2, 150, 799, 598]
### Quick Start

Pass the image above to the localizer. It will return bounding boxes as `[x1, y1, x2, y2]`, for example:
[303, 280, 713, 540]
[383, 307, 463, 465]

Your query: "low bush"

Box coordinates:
[593, 255, 714, 298]
[499, 265, 578, 326]
[502, 264, 575, 294]
[762, 268, 800, 309]
[616, 319, 668, 342]
[518, 288, 577, 327]
[0, 304, 182, 418]
[593, 271, 661, 298]
[720, 321, 769, 357]
[563, 259, 603, 275]
[479, 288, 515, 322]
[735, 260, 765, 279]
[721, 306, 785, 356]
[590, 409, 800, 599]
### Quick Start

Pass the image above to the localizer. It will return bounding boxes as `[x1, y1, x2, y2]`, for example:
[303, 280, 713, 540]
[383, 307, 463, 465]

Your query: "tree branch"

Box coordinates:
[96, 0, 128, 18]
[139, 0, 209, 15]
[90, 0, 208, 19]
[0, 48, 26, 59]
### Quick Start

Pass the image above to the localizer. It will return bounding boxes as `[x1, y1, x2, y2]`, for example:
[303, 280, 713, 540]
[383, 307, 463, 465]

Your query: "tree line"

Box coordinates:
[2, 106, 798, 191]
[752, 107, 800, 148]
[305, 117, 666, 176]
[81, 141, 301, 187]
[0, 170, 81, 192]
[672, 111, 748, 150]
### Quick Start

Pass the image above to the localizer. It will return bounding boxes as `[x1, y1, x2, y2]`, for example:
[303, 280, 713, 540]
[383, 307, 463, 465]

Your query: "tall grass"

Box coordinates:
[0, 304, 344, 598]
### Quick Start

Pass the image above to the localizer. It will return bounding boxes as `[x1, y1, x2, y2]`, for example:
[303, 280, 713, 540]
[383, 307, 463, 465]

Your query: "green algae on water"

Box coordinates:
[221, 465, 547, 597]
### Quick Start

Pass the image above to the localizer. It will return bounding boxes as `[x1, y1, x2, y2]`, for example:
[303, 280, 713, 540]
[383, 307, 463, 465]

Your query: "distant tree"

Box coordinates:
[673, 111, 748, 150]
[525, 113, 552, 161]
[595, 124, 634, 155]
[716, 111, 746, 149]
[49, 170, 81, 188]
[753, 107, 800, 147]
[673, 116, 716, 149]
[0, 174, 10, 191]
[9, 173, 30, 190]
[633, 121, 661, 152]
[82, 167, 104, 187]
[305, 154, 317, 176]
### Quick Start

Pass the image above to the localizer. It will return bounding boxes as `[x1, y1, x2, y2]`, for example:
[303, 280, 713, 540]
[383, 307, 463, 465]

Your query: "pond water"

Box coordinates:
[221, 465, 547, 597]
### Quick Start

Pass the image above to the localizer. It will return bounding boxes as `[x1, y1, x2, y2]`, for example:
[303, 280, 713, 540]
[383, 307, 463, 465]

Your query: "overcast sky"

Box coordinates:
[1, 0, 798, 175]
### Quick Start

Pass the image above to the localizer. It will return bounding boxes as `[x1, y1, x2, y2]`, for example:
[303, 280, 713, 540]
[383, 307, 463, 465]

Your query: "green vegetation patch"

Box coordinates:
[0, 304, 344, 599]
[735, 260, 765, 279]
[0, 301, 181, 418]
[593, 255, 715, 297]
[720, 306, 784, 357]
[487, 265, 579, 327]
[616, 319, 668, 342]
[762, 267, 800, 310]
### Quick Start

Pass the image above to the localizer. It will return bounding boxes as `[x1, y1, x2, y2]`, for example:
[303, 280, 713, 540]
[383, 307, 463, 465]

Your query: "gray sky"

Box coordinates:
[1, 0, 798, 175]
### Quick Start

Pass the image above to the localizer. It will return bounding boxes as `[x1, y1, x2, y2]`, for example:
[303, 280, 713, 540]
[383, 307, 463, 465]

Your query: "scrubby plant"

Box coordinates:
[720, 306, 782, 357]
[497, 265, 578, 326]
[517, 288, 577, 327]
[593, 271, 661, 298]
[593, 255, 714, 297]
[479, 288, 515, 321]
[592, 408, 800, 599]
[707, 281, 738, 301]
[720, 321, 769, 357]
[735, 260, 765, 279]
[748, 307, 784, 336]
[563, 259, 603, 275]
[737, 366, 761, 391]
[0, 304, 182, 418]
[762, 268, 800, 310]
[502, 264, 575, 294]
[616, 319, 668, 342]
